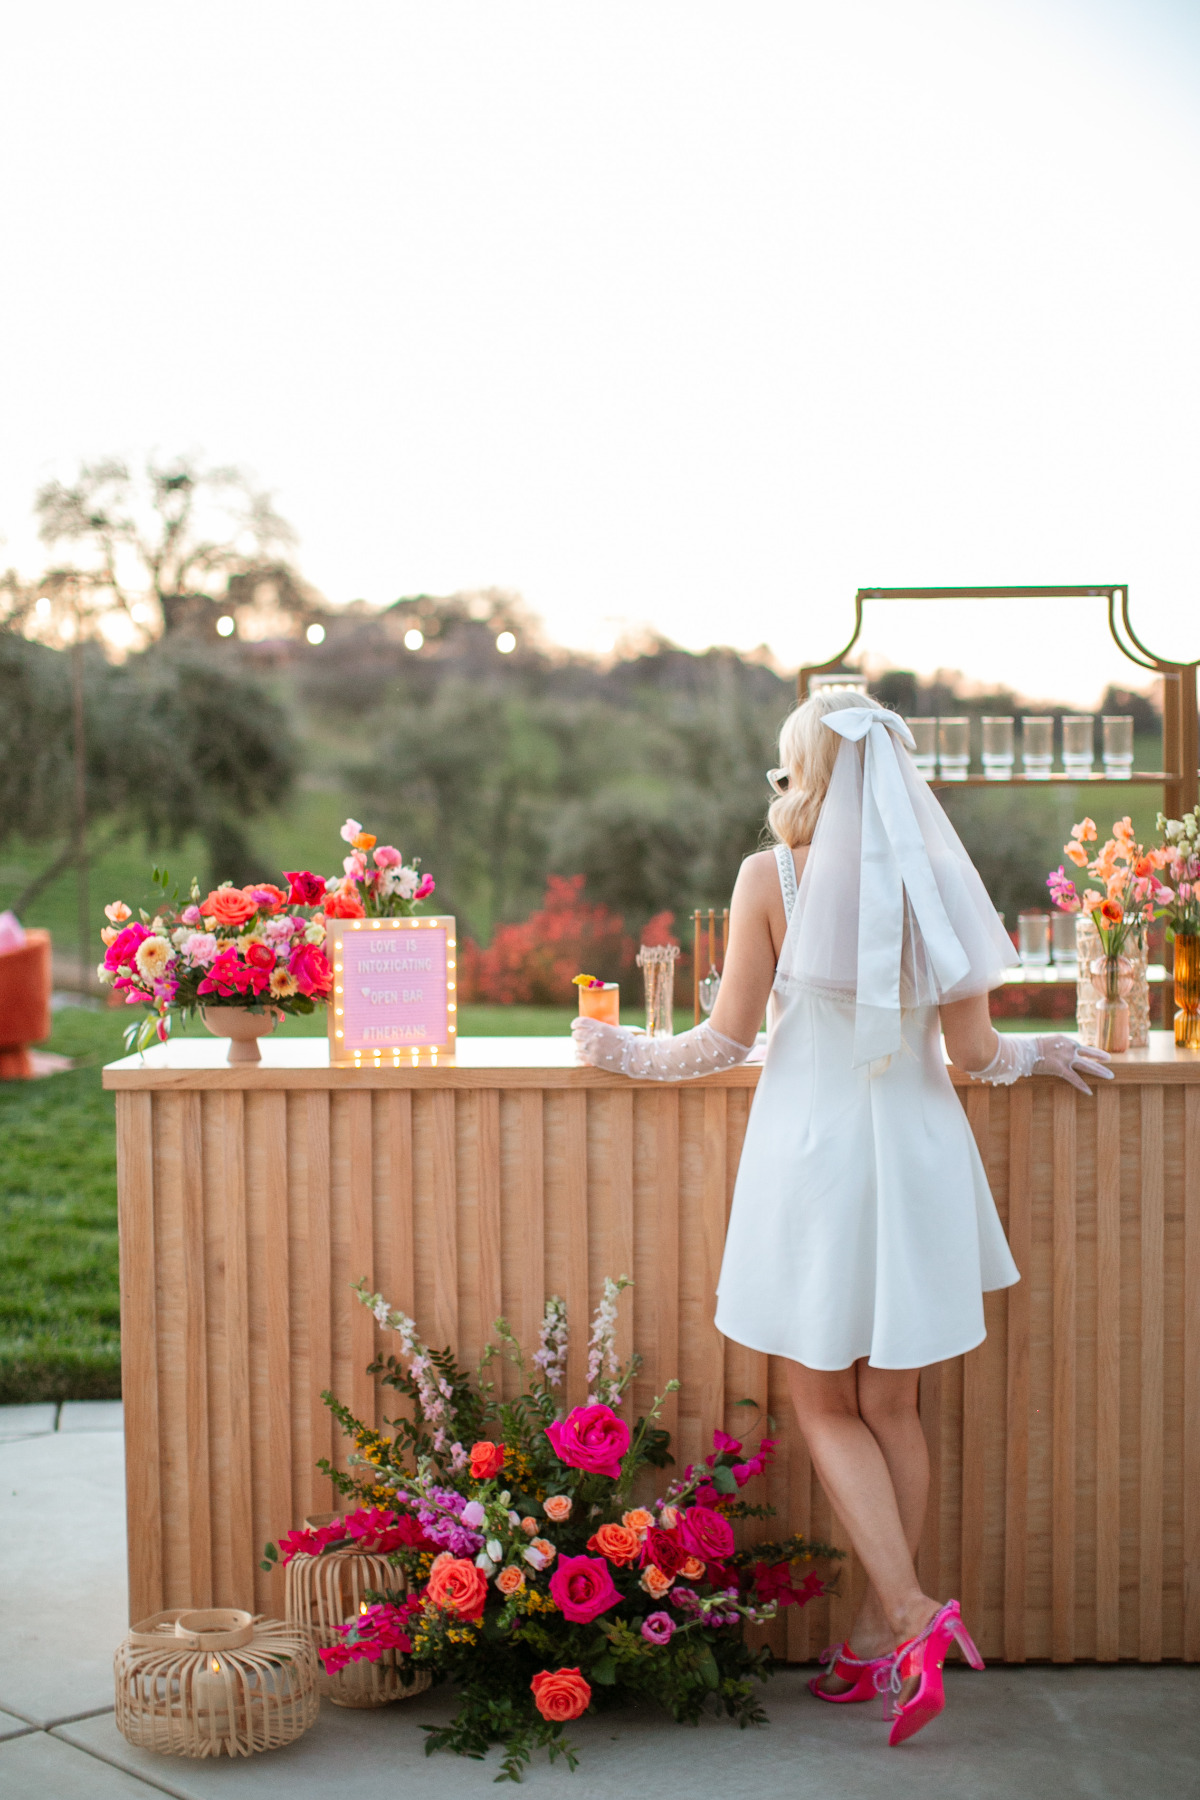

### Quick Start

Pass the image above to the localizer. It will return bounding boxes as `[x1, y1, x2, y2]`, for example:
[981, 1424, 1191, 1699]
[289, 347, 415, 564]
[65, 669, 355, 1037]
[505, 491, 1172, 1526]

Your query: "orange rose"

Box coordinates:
[543, 1495, 573, 1523]
[621, 1508, 654, 1537]
[531, 1667, 591, 1723]
[425, 1553, 488, 1622]
[323, 890, 366, 919]
[680, 1556, 706, 1581]
[529, 1537, 557, 1566]
[496, 1565, 525, 1596]
[520, 1517, 539, 1536]
[586, 1522, 640, 1567]
[639, 1564, 673, 1599]
[243, 882, 287, 913]
[469, 1440, 506, 1480]
[201, 887, 257, 928]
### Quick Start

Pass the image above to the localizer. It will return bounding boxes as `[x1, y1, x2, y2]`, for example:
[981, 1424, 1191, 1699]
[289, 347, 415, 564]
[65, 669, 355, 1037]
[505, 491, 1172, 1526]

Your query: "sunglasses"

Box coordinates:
[766, 767, 790, 795]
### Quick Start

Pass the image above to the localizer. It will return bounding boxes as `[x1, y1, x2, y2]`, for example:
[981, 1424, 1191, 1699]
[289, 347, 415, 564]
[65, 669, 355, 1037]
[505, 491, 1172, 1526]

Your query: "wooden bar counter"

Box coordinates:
[103, 1033, 1200, 1663]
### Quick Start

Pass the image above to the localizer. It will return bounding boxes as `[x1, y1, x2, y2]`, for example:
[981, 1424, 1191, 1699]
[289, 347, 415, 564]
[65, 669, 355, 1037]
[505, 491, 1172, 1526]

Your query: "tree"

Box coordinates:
[32, 454, 306, 644]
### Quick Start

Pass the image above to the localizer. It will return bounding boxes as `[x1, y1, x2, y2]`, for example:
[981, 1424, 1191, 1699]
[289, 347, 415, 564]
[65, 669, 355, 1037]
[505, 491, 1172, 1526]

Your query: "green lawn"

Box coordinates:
[0, 1002, 573, 1405]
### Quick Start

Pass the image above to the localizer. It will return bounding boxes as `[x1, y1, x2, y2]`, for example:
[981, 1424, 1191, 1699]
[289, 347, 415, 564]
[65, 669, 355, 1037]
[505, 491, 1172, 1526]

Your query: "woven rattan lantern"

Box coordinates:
[285, 1513, 431, 1708]
[114, 1608, 318, 1757]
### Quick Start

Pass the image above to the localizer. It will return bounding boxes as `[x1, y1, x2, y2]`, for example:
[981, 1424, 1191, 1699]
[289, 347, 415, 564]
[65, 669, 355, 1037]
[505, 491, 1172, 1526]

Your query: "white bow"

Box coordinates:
[823, 708, 972, 1066]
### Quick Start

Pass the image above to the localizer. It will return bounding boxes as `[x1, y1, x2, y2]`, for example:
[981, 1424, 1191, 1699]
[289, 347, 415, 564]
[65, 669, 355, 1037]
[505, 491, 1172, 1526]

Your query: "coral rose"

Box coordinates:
[323, 890, 366, 919]
[548, 1554, 621, 1624]
[587, 1522, 640, 1567]
[496, 1565, 525, 1596]
[639, 1564, 673, 1599]
[677, 1504, 735, 1565]
[531, 1667, 591, 1723]
[543, 1495, 572, 1523]
[680, 1556, 705, 1581]
[621, 1508, 654, 1537]
[469, 1440, 505, 1480]
[425, 1553, 488, 1622]
[545, 1404, 630, 1480]
[520, 1517, 539, 1536]
[201, 887, 258, 928]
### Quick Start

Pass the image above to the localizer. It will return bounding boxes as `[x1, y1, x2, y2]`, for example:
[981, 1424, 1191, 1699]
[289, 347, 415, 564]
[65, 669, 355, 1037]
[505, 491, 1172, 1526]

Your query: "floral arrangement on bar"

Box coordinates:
[1046, 814, 1172, 953]
[1154, 807, 1200, 939]
[262, 1276, 837, 1783]
[321, 818, 435, 920]
[98, 867, 333, 1052]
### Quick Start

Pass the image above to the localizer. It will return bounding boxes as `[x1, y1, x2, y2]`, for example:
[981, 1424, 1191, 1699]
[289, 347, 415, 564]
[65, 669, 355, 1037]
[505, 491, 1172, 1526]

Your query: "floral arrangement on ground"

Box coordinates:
[262, 1276, 839, 1782]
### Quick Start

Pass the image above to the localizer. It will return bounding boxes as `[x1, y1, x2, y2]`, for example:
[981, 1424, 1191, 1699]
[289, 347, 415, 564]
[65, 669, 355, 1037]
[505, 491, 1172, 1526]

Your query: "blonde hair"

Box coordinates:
[767, 686, 886, 847]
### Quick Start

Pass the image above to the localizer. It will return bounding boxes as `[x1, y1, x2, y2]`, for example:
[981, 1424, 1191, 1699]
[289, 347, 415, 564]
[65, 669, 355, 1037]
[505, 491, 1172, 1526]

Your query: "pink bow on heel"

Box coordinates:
[878, 1599, 985, 1747]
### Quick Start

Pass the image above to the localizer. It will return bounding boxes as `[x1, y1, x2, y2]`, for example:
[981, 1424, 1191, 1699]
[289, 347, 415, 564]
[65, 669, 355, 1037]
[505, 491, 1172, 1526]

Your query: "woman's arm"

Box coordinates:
[571, 850, 786, 1078]
[940, 991, 1113, 1094]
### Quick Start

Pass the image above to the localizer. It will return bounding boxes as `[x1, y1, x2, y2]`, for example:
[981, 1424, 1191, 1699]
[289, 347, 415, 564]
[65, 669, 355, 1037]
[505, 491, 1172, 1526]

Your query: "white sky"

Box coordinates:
[2, 0, 1199, 704]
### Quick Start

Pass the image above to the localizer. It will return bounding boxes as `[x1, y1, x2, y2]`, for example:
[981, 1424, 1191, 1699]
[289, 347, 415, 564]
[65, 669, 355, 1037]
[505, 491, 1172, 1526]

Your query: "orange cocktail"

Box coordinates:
[576, 982, 619, 1026]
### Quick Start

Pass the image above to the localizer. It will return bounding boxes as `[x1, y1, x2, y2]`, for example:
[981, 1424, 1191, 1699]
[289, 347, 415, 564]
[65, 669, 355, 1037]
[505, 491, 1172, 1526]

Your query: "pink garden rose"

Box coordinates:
[676, 1505, 735, 1565]
[373, 844, 402, 869]
[640, 1610, 675, 1645]
[284, 870, 326, 907]
[545, 1404, 631, 1480]
[288, 942, 332, 997]
[103, 921, 151, 972]
[548, 1554, 621, 1624]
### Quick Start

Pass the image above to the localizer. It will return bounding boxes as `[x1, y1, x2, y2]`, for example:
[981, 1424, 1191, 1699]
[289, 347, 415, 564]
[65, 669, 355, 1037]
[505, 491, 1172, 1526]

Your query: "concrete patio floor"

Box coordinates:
[1, 1403, 1197, 1799]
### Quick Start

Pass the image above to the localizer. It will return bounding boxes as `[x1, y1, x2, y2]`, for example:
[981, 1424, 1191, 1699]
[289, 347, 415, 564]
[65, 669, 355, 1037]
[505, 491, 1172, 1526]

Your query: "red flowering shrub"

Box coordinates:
[460, 875, 637, 1005]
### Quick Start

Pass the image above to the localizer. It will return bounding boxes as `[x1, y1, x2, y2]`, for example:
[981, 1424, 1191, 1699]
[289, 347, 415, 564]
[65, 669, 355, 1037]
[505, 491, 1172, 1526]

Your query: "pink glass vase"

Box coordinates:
[1089, 955, 1132, 1055]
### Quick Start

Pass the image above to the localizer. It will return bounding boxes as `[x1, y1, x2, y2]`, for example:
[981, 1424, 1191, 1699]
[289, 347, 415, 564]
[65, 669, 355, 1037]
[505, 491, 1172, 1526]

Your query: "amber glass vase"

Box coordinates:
[1175, 934, 1200, 1050]
[1090, 954, 1132, 1054]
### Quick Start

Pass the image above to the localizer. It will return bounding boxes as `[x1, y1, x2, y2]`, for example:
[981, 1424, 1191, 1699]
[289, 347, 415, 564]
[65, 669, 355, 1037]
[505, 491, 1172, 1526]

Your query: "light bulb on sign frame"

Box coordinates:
[305, 622, 326, 644]
[216, 615, 235, 638]
[496, 631, 516, 654]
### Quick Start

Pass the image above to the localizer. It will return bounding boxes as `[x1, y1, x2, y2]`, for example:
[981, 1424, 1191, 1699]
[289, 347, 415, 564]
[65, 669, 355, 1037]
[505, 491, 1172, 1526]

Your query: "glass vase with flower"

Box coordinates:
[1154, 806, 1200, 1049]
[1046, 815, 1172, 1054]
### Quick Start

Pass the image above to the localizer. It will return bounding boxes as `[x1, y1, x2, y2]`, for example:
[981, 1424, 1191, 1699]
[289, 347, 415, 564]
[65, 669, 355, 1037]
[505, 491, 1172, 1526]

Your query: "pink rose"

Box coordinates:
[676, 1505, 735, 1565]
[284, 870, 326, 907]
[104, 921, 151, 972]
[288, 942, 332, 998]
[545, 1404, 630, 1480]
[180, 905, 202, 926]
[548, 1554, 621, 1624]
[373, 844, 402, 869]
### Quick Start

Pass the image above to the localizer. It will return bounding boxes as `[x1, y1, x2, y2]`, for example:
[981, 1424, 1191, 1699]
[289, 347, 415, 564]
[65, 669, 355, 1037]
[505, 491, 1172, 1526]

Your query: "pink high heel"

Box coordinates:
[879, 1599, 984, 1746]
[808, 1640, 892, 1704]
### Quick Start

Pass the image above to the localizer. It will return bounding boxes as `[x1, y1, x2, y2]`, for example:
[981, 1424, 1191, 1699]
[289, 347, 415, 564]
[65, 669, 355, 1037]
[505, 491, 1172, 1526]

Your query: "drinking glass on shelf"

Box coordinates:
[1062, 715, 1095, 778]
[1102, 715, 1134, 779]
[981, 716, 1014, 781]
[1018, 911, 1051, 967]
[1021, 716, 1053, 780]
[1051, 910, 1078, 969]
[908, 718, 937, 778]
[937, 717, 970, 781]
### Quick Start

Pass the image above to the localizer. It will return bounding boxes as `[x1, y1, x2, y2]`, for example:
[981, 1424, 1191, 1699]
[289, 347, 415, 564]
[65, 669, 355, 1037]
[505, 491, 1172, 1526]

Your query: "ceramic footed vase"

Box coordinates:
[201, 1006, 282, 1064]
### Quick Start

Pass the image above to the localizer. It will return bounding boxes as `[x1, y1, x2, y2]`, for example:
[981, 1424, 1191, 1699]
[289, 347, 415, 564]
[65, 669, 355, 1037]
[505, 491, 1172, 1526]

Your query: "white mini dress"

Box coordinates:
[714, 845, 1020, 1371]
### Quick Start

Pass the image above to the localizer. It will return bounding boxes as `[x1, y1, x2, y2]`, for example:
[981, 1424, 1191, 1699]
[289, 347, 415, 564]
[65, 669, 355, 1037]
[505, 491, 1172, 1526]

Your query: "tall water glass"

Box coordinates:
[1051, 909, 1078, 969]
[937, 717, 970, 781]
[1022, 716, 1053, 780]
[1062, 715, 1095, 778]
[908, 718, 937, 778]
[981, 716, 1014, 781]
[1018, 911, 1051, 966]
[1102, 715, 1134, 779]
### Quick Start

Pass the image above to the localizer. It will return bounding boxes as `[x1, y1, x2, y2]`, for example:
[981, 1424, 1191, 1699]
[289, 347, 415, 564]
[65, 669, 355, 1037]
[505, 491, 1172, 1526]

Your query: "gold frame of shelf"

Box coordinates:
[799, 586, 1199, 818]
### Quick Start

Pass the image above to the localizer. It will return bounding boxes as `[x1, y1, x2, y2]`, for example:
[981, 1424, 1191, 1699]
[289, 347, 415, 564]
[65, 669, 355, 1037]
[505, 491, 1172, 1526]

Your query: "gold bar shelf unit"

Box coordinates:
[799, 585, 1199, 820]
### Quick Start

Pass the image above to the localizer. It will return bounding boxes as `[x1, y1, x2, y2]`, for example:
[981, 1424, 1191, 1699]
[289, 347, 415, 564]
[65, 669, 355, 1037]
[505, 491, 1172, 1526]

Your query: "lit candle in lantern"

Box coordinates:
[192, 1651, 233, 1738]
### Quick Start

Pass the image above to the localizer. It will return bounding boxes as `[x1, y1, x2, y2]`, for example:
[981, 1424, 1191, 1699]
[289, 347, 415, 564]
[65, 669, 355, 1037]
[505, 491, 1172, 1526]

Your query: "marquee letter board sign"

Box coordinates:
[326, 916, 457, 1064]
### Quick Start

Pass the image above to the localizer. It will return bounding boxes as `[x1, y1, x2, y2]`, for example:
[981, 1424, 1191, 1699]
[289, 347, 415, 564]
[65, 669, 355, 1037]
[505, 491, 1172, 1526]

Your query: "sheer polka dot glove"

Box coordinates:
[966, 1032, 1113, 1095]
[571, 1017, 754, 1080]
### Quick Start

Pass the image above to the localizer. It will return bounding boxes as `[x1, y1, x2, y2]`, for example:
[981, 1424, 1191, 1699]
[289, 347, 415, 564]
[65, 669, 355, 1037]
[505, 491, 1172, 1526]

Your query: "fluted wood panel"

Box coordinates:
[113, 1054, 1200, 1659]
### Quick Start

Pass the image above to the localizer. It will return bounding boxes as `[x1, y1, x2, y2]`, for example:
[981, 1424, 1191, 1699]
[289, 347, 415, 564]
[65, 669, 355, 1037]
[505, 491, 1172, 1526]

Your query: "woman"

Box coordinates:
[572, 686, 1110, 1747]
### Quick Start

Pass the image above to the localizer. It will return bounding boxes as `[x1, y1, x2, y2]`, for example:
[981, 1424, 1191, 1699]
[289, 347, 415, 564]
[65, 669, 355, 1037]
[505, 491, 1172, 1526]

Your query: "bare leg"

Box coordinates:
[845, 1362, 930, 1658]
[786, 1360, 938, 1690]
